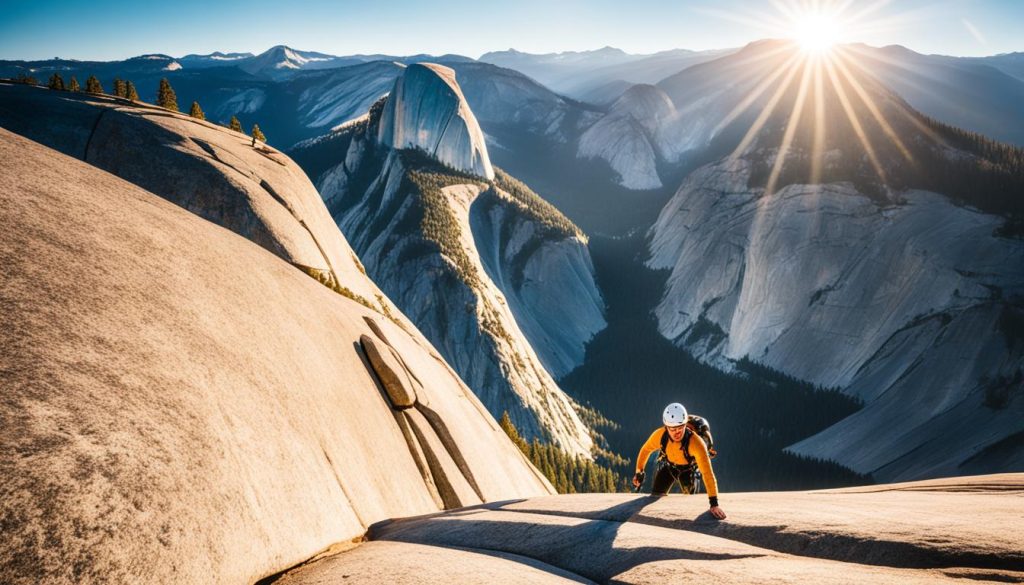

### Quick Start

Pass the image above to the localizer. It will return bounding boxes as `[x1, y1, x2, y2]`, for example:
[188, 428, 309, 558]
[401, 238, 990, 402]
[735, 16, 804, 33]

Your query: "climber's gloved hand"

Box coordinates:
[632, 471, 645, 490]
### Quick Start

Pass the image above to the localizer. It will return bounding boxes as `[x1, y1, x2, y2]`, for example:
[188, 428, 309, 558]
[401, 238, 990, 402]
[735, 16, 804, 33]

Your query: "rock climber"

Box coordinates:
[632, 402, 727, 519]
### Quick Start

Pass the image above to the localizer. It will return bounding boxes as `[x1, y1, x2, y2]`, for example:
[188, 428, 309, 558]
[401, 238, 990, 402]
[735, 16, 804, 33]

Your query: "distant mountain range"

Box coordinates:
[479, 46, 735, 103]
[4, 42, 1022, 147]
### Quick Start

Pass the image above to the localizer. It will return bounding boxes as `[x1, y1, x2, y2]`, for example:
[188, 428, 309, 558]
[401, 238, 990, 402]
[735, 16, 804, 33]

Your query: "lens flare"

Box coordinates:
[698, 0, 924, 195]
[792, 13, 842, 53]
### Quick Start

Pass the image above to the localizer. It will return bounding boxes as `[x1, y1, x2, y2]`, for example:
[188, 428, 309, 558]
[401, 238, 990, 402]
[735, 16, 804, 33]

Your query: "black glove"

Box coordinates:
[633, 471, 645, 490]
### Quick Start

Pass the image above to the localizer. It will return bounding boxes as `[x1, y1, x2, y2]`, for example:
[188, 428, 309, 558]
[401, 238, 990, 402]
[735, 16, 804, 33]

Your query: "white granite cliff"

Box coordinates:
[577, 84, 679, 190]
[304, 65, 606, 457]
[378, 63, 494, 179]
[647, 159, 1024, 481]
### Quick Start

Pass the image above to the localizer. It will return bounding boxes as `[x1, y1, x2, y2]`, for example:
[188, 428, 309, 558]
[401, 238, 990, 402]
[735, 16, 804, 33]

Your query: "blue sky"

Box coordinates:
[1, 0, 1021, 60]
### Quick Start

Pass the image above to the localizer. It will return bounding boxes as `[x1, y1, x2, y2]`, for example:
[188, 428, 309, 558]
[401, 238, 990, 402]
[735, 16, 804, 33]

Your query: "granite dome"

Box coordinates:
[377, 63, 495, 180]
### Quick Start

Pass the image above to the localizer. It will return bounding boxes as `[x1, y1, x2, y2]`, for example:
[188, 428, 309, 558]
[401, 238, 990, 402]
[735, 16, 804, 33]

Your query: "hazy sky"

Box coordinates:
[2, 0, 1021, 61]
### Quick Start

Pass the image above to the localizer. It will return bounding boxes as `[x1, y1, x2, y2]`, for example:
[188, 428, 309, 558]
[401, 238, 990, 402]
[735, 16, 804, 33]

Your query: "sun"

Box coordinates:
[792, 13, 843, 53]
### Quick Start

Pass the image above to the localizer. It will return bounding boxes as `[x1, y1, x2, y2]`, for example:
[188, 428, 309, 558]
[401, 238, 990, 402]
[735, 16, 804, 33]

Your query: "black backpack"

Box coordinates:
[657, 414, 716, 494]
[658, 414, 717, 467]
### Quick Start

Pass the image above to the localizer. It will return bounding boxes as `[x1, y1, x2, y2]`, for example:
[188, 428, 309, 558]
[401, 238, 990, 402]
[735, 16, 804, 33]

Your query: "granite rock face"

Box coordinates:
[578, 113, 662, 189]
[0, 82, 397, 318]
[360, 334, 420, 408]
[302, 84, 606, 456]
[343, 475, 1024, 585]
[321, 147, 600, 456]
[0, 93, 552, 584]
[469, 188, 607, 379]
[378, 63, 494, 179]
[297, 61, 403, 130]
[577, 84, 687, 190]
[647, 159, 1024, 480]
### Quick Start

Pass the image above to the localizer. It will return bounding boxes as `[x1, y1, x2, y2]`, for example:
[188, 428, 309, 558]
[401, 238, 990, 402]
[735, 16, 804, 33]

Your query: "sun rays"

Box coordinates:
[792, 12, 843, 54]
[711, 0, 926, 197]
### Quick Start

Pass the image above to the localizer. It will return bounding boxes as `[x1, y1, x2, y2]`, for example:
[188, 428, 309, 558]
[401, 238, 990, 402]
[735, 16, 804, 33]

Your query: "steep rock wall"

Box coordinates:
[318, 137, 601, 456]
[647, 159, 1024, 479]
[377, 63, 494, 179]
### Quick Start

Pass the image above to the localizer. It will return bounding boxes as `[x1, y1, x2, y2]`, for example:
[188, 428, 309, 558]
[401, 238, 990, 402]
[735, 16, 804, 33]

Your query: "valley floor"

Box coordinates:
[270, 474, 1024, 584]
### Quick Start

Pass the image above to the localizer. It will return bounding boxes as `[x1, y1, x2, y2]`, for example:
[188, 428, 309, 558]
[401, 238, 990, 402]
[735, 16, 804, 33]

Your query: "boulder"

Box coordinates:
[360, 334, 419, 408]
[402, 407, 483, 509]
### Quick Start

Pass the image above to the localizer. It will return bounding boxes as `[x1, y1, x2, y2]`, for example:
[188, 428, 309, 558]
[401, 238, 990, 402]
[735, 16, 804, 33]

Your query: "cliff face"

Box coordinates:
[377, 63, 494, 180]
[628, 38, 1024, 482]
[647, 159, 1024, 481]
[469, 189, 606, 379]
[577, 84, 679, 190]
[0, 82, 399, 318]
[0, 89, 552, 583]
[314, 134, 603, 457]
[299, 64, 606, 456]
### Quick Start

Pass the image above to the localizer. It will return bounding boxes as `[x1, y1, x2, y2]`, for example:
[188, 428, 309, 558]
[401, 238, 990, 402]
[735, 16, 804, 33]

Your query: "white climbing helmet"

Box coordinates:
[663, 402, 688, 427]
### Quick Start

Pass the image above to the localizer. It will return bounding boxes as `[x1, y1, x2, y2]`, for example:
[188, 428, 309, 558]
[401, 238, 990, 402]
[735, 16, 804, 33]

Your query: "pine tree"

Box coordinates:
[16, 72, 39, 85]
[556, 468, 570, 493]
[250, 123, 266, 147]
[156, 78, 178, 111]
[68, 76, 80, 92]
[113, 78, 126, 98]
[47, 73, 65, 91]
[189, 101, 205, 120]
[85, 75, 103, 94]
[229, 115, 242, 132]
[499, 411, 530, 453]
[125, 81, 139, 101]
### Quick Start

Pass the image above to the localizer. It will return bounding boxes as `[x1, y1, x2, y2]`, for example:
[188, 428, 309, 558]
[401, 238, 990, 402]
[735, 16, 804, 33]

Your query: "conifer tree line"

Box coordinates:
[37, 74, 265, 140]
[500, 412, 625, 493]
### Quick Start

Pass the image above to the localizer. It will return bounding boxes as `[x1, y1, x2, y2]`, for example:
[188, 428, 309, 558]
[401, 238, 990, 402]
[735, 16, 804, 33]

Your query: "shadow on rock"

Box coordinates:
[371, 496, 760, 582]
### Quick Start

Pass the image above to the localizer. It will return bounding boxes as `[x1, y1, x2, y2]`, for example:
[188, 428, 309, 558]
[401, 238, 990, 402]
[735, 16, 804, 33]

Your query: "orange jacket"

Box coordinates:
[635, 427, 719, 497]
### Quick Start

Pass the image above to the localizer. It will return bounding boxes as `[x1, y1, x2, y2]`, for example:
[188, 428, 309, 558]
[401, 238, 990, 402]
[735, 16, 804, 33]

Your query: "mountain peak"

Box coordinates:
[377, 62, 494, 179]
